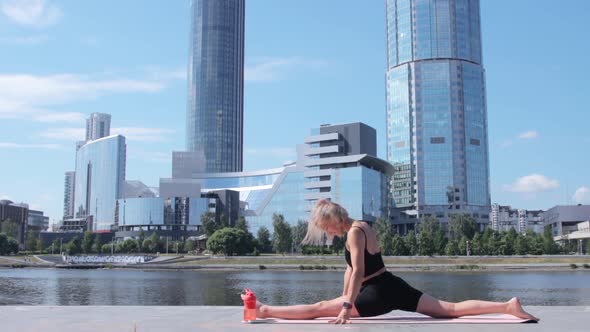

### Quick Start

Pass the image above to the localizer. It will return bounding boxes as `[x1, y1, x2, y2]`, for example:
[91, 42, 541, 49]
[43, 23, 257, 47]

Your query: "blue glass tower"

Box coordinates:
[187, 0, 245, 172]
[386, 0, 491, 230]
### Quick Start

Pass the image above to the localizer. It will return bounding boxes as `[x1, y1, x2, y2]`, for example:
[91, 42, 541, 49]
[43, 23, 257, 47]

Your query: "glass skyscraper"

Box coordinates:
[74, 135, 126, 231]
[386, 0, 490, 229]
[186, 0, 245, 172]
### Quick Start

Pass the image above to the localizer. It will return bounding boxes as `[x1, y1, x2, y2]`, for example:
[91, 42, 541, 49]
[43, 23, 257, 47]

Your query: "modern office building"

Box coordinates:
[490, 204, 544, 234]
[0, 200, 28, 246]
[160, 122, 393, 236]
[74, 135, 126, 231]
[27, 209, 49, 233]
[186, 0, 245, 172]
[63, 171, 75, 219]
[385, 0, 491, 232]
[542, 205, 590, 238]
[85, 113, 111, 142]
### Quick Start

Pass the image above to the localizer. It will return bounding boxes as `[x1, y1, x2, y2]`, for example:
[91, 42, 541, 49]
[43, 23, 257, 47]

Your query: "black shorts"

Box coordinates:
[354, 271, 423, 317]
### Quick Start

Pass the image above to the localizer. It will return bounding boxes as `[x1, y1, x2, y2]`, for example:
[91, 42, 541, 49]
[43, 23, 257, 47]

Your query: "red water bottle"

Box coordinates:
[241, 288, 257, 321]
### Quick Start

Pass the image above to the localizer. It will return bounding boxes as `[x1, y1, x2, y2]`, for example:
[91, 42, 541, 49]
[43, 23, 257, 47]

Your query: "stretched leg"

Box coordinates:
[257, 295, 360, 320]
[416, 293, 539, 321]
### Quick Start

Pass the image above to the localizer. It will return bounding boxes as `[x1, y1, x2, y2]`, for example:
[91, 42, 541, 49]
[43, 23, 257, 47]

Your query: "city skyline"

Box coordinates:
[1, 0, 589, 224]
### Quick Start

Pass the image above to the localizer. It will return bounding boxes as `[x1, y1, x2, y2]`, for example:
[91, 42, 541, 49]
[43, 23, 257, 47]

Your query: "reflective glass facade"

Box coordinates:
[117, 197, 209, 227]
[332, 167, 388, 223]
[386, 0, 490, 223]
[74, 135, 126, 230]
[187, 0, 245, 172]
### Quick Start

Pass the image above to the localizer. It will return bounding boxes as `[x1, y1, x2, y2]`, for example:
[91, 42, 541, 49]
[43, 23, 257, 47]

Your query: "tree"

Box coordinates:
[51, 238, 61, 254]
[391, 232, 408, 256]
[448, 214, 477, 240]
[26, 232, 38, 253]
[138, 229, 146, 246]
[403, 231, 418, 256]
[64, 236, 81, 255]
[272, 214, 292, 254]
[257, 226, 272, 253]
[1, 219, 20, 239]
[434, 227, 447, 256]
[148, 233, 160, 253]
[36, 239, 43, 254]
[81, 231, 93, 254]
[514, 233, 529, 255]
[142, 239, 153, 253]
[291, 220, 308, 253]
[542, 225, 558, 255]
[235, 217, 248, 232]
[331, 235, 345, 255]
[0, 233, 9, 255]
[201, 212, 219, 237]
[375, 218, 394, 255]
[445, 239, 460, 256]
[101, 243, 113, 254]
[7, 237, 18, 254]
[92, 235, 102, 254]
[206, 227, 252, 256]
[185, 238, 196, 253]
[417, 216, 439, 256]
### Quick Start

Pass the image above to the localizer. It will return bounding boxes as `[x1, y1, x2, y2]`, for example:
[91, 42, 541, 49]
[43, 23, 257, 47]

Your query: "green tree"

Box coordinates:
[291, 220, 308, 253]
[206, 227, 252, 255]
[26, 232, 38, 253]
[36, 238, 43, 254]
[201, 212, 219, 237]
[1, 219, 20, 239]
[101, 243, 113, 254]
[235, 217, 248, 232]
[542, 225, 558, 255]
[92, 235, 102, 254]
[272, 214, 292, 254]
[148, 233, 160, 253]
[64, 236, 81, 255]
[375, 218, 394, 255]
[7, 237, 19, 254]
[0, 233, 9, 255]
[448, 214, 477, 240]
[81, 231, 93, 254]
[331, 235, 345, 255]
[138, 229, 146, 246]
[51, 238, 61, 254]
[445, 239, 460, 256]
[417, 216, 440, 256]
[514, 233, 528, 255]
[403, 230, 418, 256]
[471, 232, 483, 255]
[433, 227, 447, 255]
[391, 232, 408, 256]
[185, 238, 196, 253]
[257, 226, 271, 253]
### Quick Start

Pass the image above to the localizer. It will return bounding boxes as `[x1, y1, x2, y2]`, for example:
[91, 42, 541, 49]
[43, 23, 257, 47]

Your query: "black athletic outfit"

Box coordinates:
[344, 226, 423, 317]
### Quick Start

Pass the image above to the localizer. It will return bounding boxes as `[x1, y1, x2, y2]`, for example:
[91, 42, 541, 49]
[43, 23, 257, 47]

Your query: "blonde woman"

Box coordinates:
[254, 199, 539, 324]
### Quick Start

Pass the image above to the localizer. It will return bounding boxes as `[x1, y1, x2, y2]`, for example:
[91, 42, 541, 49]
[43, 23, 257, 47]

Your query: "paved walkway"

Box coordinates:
[0, 306, 588, 332]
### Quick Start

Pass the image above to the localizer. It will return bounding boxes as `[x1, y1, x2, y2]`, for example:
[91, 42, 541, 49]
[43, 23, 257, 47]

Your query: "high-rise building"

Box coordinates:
[74, 135, 126, 231]
[85, 113, 111, 142]
[186, 0, 245, 172]
[386, 0, 491, 232]
[63, 171, 75, 219]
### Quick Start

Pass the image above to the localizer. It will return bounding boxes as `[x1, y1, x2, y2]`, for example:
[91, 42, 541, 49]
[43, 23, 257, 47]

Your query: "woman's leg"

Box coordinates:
[416, 293, 539, 321]
[257, 295, 360, 320]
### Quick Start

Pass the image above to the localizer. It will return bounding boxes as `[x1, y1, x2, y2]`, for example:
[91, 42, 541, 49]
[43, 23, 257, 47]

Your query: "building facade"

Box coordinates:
[542, 205, 590, 238]
[186, 0, 245, 172]
[63, 171, 75, 219]
[490, 204, 544, 234]
[385, 0, 491, 232]
[85, 113, 111, 142]
[27, 209, 49, 233]
[0, 200, 28, 246]
[74, 135, 126, 231]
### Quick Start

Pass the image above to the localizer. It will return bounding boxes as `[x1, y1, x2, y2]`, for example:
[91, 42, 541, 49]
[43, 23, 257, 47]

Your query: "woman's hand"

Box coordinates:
[330, 308, 351, 324]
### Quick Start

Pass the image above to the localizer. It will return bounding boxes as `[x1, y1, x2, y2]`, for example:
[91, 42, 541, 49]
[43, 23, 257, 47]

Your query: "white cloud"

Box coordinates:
[519, 131, 539, 140]
[503, 174, 560, 193]
[500, 140, 513, 148]
[38, 127, 174, 142]
[572, 187, 590, 204]
[0, 142, 62, 149]
[245, 57, 326, 82]
[0, 73, 165, 122]
[0, 193, 11, 200]
[0, 34, 48, 45]
[1, 0, 62, 27]
[33, 112, 85, 123]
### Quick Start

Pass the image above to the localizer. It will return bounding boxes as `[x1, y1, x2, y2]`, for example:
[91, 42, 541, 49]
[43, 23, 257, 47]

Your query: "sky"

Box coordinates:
[1, 0, 589, 225]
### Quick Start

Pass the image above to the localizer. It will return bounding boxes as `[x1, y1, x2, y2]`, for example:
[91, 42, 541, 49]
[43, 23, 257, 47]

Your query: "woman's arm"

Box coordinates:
[342, 265, 352, 296]
[344, 227, 365, 306]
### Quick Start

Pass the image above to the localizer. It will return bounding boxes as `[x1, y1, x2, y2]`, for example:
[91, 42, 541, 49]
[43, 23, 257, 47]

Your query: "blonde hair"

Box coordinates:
[302, 199, 350, 246]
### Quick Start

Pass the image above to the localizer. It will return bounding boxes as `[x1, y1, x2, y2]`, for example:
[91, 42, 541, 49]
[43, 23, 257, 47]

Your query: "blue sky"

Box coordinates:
[1, 0, 589, 224]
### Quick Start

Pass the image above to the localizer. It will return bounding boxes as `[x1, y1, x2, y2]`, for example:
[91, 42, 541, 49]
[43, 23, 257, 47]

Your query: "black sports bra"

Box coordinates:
[344, 226, 385, 277]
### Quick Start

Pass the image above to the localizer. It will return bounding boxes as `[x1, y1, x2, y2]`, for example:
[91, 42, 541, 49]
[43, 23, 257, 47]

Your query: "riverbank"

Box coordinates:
[2, 255, 590, 271]
[0, 306, 588, 332]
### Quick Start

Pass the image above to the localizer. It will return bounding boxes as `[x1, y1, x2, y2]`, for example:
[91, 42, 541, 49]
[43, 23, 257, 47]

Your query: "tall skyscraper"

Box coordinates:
[63, 171, 75, 219]
[86, 113, 111, 142]
[386, 0, 491, 231]
[186, 0, 245, 173]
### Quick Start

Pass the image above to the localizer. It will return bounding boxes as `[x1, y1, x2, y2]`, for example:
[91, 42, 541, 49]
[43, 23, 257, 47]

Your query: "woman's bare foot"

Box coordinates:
[507, 297, 539, 321]
[256, 300, 267, 318]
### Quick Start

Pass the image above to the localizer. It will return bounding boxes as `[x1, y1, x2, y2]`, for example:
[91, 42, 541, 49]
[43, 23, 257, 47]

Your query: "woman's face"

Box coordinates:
[324, 218, 344, 239]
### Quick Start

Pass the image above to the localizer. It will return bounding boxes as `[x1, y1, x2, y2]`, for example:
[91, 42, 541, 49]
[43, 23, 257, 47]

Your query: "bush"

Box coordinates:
[570, 264, 578, 269]
[258, 265, 266, 270]
[583, 264, 590, 269]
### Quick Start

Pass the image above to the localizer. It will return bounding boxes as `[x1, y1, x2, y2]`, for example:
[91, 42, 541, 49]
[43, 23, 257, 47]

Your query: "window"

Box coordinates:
[430, 137, 445, 144]
[470, 138, 480, 146]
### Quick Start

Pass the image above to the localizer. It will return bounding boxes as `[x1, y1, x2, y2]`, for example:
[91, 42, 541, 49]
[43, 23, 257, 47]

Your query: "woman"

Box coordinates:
[255, 199, 539, 324]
